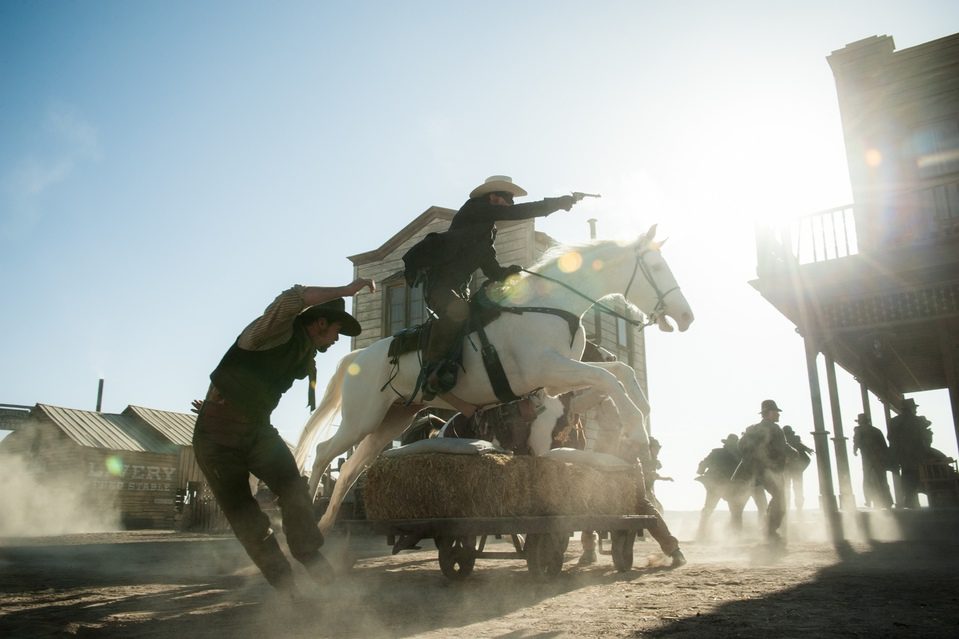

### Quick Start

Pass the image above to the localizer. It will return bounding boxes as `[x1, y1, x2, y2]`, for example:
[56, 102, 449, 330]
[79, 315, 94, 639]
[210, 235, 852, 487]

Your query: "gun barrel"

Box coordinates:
[572, 191, 601, 200]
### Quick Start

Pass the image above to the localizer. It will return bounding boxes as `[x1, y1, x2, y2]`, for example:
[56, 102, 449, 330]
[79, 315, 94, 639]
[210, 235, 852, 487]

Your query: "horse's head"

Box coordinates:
[625, 225, 694, 333]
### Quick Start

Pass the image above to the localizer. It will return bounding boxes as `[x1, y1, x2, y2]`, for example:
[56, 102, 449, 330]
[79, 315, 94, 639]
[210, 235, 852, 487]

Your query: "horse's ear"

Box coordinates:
[646, 224, 658, 242]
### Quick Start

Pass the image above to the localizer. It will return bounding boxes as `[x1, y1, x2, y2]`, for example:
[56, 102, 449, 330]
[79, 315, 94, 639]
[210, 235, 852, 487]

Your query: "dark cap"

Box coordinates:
[782, 425, 794, 434]
[855, 413, 870, 424]
[722, 433, 739, 445]
[760, 399, 782, 414]
[298, 298, 362, 337]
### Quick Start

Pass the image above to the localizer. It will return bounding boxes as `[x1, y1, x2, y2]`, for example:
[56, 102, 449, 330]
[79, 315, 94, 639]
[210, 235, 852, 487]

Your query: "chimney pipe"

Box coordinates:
[96, 378, 104, 412]
[587, 218, 598, 240]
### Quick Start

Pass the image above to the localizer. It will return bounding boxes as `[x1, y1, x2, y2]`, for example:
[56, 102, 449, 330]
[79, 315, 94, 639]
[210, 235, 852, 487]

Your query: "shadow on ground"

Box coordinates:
[640, 538, 959, 638]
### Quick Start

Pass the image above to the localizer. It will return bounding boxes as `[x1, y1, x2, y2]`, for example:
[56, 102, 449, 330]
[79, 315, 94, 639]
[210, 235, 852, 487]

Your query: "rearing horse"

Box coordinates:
[293, 225, 694, 532]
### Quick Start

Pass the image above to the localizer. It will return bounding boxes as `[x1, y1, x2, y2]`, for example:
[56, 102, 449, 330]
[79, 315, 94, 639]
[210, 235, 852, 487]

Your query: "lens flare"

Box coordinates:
[865, 148, 882, 167]
[347, 362, 361, 376]
[592, 259, 604, 271]
[105, 456, 124, 477]
[558, 251, 583, 273]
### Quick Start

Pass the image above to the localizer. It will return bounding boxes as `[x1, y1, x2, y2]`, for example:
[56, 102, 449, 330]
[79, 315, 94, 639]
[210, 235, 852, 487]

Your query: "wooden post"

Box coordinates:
[938, 321, 959, 453]
[859, 381, 871, 422]
[804, 337, 844, 543]
[824, 354, 857, 510]
[884, 401, 903, 507]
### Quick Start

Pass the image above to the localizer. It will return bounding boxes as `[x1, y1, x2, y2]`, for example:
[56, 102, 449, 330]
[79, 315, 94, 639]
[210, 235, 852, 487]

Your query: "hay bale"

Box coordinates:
[363, 452, 639, 521]
[532, 456, 640, 516]
[364, 453, 531, 519]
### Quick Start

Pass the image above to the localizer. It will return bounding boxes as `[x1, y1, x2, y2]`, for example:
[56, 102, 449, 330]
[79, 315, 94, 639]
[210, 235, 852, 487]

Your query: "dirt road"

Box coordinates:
[1, 514, 958, 638]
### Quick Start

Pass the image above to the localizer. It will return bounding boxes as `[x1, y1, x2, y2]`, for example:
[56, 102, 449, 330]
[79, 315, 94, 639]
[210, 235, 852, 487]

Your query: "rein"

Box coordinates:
[520, 246, 680, 331]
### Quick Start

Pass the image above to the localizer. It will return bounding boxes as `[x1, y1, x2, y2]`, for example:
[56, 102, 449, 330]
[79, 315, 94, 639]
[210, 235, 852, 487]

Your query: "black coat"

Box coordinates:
[437, 196, 563, 286]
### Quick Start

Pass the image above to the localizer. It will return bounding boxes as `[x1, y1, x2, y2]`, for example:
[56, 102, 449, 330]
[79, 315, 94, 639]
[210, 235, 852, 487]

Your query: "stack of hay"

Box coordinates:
[364, 448, 640, 520]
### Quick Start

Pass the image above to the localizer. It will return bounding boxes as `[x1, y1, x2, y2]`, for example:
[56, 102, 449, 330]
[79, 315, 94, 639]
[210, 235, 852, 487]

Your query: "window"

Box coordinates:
[912, 118, 959, 179]
[386, 281, 428, 335]
[614, 316, 631, 363]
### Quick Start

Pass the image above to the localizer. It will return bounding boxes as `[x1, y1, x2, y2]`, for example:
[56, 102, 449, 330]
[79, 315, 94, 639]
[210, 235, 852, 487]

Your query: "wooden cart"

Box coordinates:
[345, 514, 654, 580]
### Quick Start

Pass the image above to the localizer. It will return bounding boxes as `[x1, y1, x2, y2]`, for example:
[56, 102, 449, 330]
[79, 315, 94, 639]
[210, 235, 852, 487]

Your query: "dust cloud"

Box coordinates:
[0, 451, 120, 536]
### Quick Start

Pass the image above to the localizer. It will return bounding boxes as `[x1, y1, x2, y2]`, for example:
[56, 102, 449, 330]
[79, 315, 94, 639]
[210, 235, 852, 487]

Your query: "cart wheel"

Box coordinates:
[525, 532, 568, 579]
[610, 530, 636, 572]
[435, 536, 477, 580]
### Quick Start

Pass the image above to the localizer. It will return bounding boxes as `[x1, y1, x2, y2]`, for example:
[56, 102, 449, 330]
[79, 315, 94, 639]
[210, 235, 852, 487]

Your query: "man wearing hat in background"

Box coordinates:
[695, 433, 743, 539]
[413, 175, 577, 399]
[193, 278, 375, 595]
[782, 425, 814, 513]
[736, 399, 789, 546]
[852, 413, 894, 509]
[888, 398, 933, 508]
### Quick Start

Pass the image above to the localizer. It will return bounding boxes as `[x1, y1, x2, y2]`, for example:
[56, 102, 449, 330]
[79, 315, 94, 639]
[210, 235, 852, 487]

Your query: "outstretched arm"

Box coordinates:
[302, 277, 376, 306]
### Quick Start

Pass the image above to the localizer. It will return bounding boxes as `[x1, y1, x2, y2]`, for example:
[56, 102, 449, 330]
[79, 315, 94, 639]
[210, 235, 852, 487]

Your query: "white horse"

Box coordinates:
[294, 225, 694, 533]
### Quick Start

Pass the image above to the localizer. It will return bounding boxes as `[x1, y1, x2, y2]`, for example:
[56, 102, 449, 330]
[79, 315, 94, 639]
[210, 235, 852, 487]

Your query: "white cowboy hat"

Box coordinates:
[469, 175, 528, 199]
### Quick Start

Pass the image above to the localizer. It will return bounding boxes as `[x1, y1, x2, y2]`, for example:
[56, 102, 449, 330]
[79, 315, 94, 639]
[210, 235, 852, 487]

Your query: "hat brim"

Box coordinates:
[301, 309, 362, 337]
[470, 180, 528, 199]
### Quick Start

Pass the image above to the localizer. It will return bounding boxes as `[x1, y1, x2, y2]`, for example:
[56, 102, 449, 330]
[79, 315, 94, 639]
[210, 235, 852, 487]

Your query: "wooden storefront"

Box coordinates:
[0, 403, 227, 531]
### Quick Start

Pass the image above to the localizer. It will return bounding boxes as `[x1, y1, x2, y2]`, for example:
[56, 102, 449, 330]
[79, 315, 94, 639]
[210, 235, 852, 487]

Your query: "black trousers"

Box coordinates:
[193, 408, 323, 589]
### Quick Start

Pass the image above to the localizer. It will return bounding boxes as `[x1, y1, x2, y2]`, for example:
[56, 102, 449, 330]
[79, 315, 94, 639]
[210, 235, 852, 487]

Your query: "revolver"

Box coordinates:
[571, 191, 601, 203]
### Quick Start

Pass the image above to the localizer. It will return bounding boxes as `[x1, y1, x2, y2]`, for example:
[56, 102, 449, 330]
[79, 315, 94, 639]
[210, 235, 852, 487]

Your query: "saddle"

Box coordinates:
[387, 287, 582, 405]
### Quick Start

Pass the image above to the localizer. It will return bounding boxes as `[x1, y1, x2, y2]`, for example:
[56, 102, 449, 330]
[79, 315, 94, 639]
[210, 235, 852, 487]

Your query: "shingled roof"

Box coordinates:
[34, 404, 180, 454]
[124, 405, 195, 447]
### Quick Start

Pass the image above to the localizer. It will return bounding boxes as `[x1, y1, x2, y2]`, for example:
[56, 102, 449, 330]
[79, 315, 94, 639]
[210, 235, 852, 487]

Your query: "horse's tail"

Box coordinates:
[293, 349, 359, 471]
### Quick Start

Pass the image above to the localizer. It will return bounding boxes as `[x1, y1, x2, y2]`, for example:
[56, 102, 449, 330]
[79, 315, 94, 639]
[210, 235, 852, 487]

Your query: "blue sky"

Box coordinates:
[2, 1, 958, 511]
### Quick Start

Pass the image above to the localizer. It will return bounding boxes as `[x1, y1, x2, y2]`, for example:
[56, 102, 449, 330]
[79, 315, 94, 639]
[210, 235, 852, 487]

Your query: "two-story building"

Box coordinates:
[751, 33, 959, 532]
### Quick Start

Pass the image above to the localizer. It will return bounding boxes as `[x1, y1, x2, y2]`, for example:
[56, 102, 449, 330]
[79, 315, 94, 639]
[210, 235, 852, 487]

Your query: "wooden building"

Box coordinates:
[345, 203, 651, 442]
[0, 403, 215, 530]
[751, 33, 959, 533]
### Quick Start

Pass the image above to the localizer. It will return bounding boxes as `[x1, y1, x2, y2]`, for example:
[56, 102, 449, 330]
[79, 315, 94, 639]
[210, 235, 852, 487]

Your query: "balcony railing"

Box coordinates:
[756, 177, 959, 277]
[756, 204, 858, 277]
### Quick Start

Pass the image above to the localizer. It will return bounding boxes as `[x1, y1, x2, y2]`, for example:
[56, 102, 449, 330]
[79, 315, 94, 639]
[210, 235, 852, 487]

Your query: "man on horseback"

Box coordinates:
[406, 175, 577, 400]
[193, 278, 374, 596]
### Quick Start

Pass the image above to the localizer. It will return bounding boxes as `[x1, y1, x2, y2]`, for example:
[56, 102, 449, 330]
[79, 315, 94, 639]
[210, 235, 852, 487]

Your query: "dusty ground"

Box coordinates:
[1, 512, 958, 638]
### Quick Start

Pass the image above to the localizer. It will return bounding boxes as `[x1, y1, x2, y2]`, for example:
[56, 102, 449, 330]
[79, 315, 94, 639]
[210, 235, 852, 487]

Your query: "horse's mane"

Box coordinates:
[516, 234, 649, 318]
[527, 232, 649, 274]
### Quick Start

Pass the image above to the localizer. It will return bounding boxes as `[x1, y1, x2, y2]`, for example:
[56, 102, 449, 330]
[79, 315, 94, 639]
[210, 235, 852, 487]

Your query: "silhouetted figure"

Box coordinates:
[696, 433, 768, 539]
[734, 399, 788, 547]
[852, 413, 893, 509]
[887, 398, 932, 508]
[645, 436, 673, 512]
[696, 434, 741, 538]
[782, 425, 814, 512]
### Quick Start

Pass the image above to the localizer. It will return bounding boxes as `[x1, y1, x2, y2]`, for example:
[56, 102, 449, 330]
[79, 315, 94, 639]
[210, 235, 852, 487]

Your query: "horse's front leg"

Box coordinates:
[588, 361, 651, 441]
[317, 419, 409, 534]
[308, 426, 367, 501]
[536, 353, 649, 449]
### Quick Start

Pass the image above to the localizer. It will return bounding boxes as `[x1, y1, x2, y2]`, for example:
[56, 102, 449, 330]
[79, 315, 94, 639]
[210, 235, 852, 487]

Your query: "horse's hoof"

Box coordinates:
[669, 549, 687, 568]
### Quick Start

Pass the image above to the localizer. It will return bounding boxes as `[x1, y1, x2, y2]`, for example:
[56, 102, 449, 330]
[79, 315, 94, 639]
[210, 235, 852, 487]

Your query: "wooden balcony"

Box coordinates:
[752, 193, 959, 407]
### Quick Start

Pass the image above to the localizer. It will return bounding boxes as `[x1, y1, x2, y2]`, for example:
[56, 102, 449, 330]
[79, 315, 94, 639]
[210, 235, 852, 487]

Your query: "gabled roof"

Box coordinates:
[35, 404, 177, 454]
[124, 405, 195, 447]
[348, 206, 455, 265]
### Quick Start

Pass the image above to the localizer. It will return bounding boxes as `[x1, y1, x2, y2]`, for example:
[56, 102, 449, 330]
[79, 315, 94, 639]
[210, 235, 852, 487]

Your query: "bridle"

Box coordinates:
[522, 243, 682, 331]
[623, 247, 682, 329]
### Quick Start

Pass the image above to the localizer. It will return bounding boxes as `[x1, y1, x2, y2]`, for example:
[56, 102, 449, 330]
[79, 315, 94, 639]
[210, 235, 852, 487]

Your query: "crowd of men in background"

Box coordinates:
[694, 397, 956, 547]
